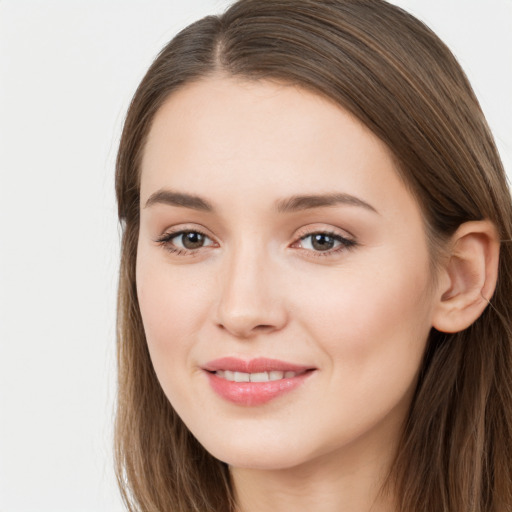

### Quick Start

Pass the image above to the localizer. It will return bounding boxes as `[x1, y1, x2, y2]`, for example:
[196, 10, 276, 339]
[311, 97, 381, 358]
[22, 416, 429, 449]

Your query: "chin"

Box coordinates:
[198, 433, 315, 471]
[219, 451, 309, 471]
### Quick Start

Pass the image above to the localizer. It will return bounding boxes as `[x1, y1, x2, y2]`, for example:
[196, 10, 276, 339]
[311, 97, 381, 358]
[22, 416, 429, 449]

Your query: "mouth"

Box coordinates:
[202, 357, 316, 406]
[212, 369, 309, 382]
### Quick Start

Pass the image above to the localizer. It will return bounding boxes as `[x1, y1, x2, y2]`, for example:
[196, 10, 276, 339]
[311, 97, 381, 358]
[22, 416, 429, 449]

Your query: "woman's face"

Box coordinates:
[136, 76, 440, 471]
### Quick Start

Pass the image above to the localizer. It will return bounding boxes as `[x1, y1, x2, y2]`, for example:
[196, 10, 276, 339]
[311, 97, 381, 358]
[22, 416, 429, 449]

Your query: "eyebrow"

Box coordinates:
[144, 189, 378, 214]
[144, 190, 213, 211]
[275, 193, 378, 214]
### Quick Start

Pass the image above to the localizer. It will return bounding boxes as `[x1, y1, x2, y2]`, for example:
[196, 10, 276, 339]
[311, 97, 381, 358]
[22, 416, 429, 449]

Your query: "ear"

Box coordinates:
[432, 220, 500, 333]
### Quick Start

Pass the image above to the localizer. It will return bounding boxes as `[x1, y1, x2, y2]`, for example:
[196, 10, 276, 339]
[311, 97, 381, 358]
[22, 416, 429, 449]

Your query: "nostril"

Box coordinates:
[254, 324, 274, 331]
[214, 297, 289, 338]
[215, 321, 277, 339]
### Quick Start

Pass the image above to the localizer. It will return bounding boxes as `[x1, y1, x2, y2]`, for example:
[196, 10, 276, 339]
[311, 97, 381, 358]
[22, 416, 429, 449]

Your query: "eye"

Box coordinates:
[156, 229, 216, 254]
[295, 231, 356, 255]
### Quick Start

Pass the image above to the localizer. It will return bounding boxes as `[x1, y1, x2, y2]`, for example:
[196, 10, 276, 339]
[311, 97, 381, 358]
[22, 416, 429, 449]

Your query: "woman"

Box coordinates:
[114, 1, 512, 510]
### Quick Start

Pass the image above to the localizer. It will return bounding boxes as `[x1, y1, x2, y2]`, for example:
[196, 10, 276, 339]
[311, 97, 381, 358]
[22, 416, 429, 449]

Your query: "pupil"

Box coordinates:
[312, 234, 334, 251]
[182, 232, 204, 249]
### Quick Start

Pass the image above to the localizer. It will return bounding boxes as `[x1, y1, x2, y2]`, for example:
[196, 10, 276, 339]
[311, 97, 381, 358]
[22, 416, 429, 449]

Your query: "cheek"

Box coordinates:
[294, 251, 434, 371]
[286, 256, 433, 448]
[135, 250, 209, 370]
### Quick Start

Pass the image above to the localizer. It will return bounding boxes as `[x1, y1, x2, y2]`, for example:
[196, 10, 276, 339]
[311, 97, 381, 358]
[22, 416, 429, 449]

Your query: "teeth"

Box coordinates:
[215, 370, 296, 382]
[234, 371, 250, 382]
[250, 372, 269, 382]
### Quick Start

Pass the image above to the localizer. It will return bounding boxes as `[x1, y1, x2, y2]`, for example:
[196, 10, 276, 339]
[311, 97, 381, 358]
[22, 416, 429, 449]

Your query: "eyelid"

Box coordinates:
[292, 224, 356, 243]
[290, 225, 358, 257]
[154, 224, 219, 254]
[154, 223, 357, 258]
[155, 223, 216, 240]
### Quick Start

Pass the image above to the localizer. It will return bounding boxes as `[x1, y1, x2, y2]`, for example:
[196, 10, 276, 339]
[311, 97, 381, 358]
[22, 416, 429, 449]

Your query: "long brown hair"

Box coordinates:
[114, 1, 512, 510]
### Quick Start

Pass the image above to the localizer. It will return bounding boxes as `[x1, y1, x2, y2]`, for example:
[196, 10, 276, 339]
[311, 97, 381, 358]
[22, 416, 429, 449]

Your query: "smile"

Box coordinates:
[203, 357, 315, 406]
[214, 370, 304, 382]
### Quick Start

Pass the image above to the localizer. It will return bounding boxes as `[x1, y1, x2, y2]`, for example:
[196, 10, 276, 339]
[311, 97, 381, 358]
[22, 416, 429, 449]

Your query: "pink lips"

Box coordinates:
[203, 357, 315, 406]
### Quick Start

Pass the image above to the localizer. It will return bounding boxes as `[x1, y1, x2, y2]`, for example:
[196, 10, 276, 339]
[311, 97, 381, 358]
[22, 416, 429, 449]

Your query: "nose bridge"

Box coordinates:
[215, 238, 287, 338]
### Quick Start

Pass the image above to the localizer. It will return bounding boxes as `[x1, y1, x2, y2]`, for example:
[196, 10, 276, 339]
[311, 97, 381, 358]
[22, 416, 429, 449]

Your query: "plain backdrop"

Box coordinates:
[0, 1, 510, 511]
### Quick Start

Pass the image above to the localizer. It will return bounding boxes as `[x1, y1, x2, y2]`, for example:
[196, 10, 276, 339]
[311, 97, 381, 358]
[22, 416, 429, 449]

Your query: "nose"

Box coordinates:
[214, 244, 288, 339]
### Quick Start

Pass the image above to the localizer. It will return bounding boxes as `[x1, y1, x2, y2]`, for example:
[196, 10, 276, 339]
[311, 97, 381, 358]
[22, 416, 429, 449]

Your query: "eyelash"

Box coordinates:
[155, 229, 357, 258]
[155, 228, 214, 258]
[293, 230, 357, 258]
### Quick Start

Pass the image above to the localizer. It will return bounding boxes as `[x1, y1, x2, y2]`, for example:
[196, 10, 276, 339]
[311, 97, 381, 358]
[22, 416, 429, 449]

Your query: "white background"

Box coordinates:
[0, 1, 510, 511]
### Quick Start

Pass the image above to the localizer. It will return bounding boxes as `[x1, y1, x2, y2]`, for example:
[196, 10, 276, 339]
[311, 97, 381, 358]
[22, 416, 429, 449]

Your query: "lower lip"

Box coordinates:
[206, 371, 313, 406]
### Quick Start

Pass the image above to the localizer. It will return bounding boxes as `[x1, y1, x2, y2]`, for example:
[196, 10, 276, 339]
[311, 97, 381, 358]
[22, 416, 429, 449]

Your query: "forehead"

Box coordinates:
[143, 75, 383, 162]
[139, 75, 413, 218]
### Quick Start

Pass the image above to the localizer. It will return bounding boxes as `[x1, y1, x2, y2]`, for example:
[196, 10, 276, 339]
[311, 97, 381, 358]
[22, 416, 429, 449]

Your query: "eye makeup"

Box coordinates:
[154, 226, 357, 259]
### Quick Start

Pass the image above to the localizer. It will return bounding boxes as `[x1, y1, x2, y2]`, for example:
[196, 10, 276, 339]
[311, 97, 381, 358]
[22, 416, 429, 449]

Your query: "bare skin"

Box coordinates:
[136, 75, 498, 511]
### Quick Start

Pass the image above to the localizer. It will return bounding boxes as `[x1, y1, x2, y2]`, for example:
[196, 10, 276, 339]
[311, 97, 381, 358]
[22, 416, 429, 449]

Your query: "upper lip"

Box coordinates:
[203, 357, 314, 373]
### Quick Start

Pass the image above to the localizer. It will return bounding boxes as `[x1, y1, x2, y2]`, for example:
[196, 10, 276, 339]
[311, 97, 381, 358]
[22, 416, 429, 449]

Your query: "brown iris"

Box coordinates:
[310, 233, 336, 251]
[181, 232, 206, 249]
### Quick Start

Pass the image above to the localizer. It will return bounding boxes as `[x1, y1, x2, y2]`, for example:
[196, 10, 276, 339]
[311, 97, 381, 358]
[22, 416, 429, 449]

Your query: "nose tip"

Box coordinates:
[216, 289, 288, 338]
[216, 314, 282, 339]
[214, 255, 288, 339]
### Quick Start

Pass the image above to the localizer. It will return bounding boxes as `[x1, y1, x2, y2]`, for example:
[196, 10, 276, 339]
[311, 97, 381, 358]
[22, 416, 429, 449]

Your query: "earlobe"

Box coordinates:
[432, 220, 500, 333]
